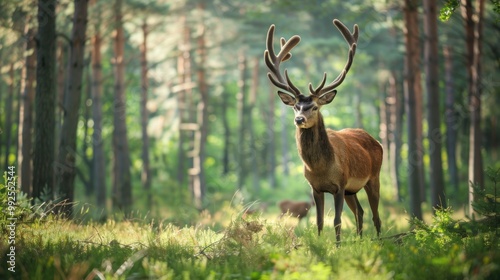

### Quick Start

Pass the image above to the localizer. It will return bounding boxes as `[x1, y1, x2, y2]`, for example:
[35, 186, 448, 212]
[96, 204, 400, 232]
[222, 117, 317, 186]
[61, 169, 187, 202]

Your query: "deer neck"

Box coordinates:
[295, 113, 334, 171]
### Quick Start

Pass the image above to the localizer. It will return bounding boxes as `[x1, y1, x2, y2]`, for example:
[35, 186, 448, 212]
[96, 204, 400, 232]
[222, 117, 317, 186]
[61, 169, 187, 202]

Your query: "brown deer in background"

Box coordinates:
[278, 199, 313, 221]
[264, 19, 383, 242]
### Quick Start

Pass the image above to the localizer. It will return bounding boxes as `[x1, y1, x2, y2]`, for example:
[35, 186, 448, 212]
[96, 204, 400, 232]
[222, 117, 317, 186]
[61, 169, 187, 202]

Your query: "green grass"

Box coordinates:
[1, 206, 498, 279]
[1, 170, 499, 279]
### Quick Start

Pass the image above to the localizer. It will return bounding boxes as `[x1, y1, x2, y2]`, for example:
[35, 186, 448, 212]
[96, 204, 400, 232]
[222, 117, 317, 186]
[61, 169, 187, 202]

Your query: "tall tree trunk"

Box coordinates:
[267, 84, 276, 188]
[424, 0, 446, 210]
[3, 63, 15, 169]
[80, 65, 93, 196]
[91, 17, 106, 217]
[387, 72, 402, 201]
[140, 20, 152, 206]
[248, 57, 260, 194]
[237, 52, 248, 189]
[112, 0, 132, 212]
[467, 0, 485, 215]
[222, 87, 230, 175]
[403, 0, 423, 219]
[379, 83, 390, 174]
[33, 0, 57, 201]
[281, 103, 290, 176]
[443, 45, 459, 192]
[195, 3, 208, 207]
[176, 16, 190, 188]
[18, 27, 36, 196]
[56, 0, 89, 216]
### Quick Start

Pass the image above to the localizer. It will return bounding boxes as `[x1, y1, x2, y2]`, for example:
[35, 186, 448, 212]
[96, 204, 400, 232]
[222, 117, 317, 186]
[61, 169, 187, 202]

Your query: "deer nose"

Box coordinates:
[295, 116, 305, 125]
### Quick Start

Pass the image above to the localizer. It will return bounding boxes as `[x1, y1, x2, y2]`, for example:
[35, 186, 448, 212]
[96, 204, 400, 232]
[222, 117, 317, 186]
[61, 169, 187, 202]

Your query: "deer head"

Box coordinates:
[264, 19, 359, 129]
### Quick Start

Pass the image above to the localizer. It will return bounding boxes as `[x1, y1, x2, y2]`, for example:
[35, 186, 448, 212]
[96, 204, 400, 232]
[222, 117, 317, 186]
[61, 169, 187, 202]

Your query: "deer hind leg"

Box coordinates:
[365, 177, 381, 236]
[345, 194, 364, 237]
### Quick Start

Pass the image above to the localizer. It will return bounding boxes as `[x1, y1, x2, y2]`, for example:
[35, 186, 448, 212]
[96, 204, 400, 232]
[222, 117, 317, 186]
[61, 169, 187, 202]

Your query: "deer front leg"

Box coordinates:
[313, 190, 324, 236]
[333, 190, 345, 243]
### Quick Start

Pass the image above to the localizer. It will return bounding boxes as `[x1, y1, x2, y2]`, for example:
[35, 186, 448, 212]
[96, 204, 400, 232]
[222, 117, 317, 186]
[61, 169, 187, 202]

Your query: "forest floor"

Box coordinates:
[1, 201, 498, 280]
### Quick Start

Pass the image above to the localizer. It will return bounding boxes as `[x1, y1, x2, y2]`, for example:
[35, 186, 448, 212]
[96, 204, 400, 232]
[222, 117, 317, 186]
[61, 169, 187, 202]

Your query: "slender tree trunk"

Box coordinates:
[237, 52, 248, 189]
[4, 63, 15, 169]
[267, 82, 276, 188]
[195, 4, 208, 207]
[387, 72, 402, 201]
[443, 45, 459, 192]
[424, 0, 446, 210]
[91, 18, 106, 217]
[33, 0, 57, 201]
[281, 103, 290, 176]
[379, 83, 390, 174]
[403, 0, 423, 219]
[80, 65, 93, 196]
[56, 0, 89, 216]
[248, 57, 260, 194]
[140, 20, 152, 206]
[468, 0, 485, 215]
[222, 87, 230, 175]
[176, 16, 190, 188]
[112, 0, 132, 212]
[18, 27, 36, 196]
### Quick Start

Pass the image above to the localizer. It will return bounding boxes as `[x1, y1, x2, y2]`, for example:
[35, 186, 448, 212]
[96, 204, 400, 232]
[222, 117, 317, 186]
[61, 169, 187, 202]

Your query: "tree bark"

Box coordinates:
[18, 27, 36, 196]
[403, 0, 423, 219]
[112, 0, 132, 212]
[237, 52, 248, 190]
[387, 72, 402, 201]
[248, 57, 260, 194]
[176, 16, 190, 189]
[443, 45, 459, 192]
[222, 87, 231, 175]
[281, 103, 290, 176]
[424, 0, 446, 210]
[33, 0, 57, 201]
[4, 63, 15, 169]
[90, 17, 106, 217]
[140, 20, 152, 206]
[195, 3, 208, 207]
[267, 84, 276, 188]
[56, 0, 89, 216]
[467, 0, 485, 215]
[379, 83, 390, 174]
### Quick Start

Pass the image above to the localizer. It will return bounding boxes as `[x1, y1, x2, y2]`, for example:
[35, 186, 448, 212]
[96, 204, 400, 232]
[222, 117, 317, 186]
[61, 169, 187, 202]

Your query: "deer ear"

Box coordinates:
[317, 90, 337, 105]
[277, 91, 297, 106]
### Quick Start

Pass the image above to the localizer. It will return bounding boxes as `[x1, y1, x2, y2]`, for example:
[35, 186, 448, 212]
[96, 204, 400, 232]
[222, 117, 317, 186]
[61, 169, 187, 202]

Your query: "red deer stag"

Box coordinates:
[264, 19, 383, 242]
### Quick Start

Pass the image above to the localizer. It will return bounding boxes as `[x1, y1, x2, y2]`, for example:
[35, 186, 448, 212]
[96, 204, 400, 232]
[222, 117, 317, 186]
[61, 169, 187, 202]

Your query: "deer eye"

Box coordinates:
[294, 105, 300, 111]
[312, 106, 318, 111]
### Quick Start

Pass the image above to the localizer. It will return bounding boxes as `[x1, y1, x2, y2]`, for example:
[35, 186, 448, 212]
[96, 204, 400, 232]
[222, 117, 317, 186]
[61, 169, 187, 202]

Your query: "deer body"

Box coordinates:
[278, 200, 312, 220]
[264, 19, 383, 242]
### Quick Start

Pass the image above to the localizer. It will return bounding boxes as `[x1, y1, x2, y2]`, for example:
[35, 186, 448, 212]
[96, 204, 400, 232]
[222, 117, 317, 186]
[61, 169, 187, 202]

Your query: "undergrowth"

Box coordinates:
[0, 169, 499, 279]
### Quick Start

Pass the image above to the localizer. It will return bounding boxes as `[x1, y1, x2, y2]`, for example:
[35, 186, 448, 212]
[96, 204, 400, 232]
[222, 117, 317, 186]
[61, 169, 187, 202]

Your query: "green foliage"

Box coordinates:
[439, 0, 460, 22]
[472, 167, 500, 221]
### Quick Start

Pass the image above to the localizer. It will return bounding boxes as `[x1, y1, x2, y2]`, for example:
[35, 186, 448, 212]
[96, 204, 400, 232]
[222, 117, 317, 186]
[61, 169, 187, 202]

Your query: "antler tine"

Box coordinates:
[264, 24, 301, 97]
[309, 73, 327, 96]
[311, 19, 359, 96]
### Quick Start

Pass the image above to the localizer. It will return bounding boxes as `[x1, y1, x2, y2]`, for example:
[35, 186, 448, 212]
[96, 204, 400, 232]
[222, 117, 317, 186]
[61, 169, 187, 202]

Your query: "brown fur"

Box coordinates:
[278, 200, 312, 221]
[296, 110, 383, 241]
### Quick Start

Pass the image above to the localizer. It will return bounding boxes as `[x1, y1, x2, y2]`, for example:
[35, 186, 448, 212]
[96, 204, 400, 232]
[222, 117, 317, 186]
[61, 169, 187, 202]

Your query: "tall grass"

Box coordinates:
[1, 170, 499, 279]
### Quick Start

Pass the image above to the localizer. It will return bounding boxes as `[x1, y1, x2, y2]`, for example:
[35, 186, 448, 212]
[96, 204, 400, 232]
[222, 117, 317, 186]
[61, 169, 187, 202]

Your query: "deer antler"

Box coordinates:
[309, 19, 359, 97]
[264, 25, 302, 97]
